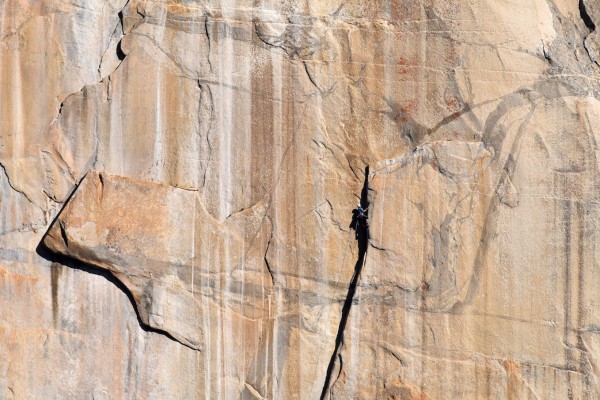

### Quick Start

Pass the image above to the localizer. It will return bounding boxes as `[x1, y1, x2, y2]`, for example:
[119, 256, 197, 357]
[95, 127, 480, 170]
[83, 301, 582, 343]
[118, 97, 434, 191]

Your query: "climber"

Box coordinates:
[356, 204, 369, 230]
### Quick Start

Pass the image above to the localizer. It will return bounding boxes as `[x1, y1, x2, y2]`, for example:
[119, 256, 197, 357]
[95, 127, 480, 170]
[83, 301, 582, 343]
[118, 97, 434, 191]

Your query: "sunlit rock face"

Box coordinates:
[3, 0, 600, 398]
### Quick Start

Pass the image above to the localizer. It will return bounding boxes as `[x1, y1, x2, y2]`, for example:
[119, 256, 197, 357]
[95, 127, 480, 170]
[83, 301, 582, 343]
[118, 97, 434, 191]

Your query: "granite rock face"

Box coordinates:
[3, 0, 600, 399]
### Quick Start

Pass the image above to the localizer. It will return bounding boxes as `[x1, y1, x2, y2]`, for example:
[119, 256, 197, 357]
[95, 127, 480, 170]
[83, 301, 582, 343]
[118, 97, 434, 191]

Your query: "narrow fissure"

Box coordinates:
[263, 227, 276, 286]
[320, 166, 370, 400]
[579, 0, 596, 31]
[116, 41, 126, 61]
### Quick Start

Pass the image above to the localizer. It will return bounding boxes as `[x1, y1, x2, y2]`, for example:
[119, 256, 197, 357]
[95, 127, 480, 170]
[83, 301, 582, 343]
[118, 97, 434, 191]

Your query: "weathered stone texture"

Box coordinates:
[3, 0, 600, 399]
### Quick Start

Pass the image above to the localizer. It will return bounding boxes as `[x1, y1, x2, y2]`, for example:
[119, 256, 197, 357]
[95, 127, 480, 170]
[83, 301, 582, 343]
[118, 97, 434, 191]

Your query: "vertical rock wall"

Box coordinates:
[2, 0, 600, 398]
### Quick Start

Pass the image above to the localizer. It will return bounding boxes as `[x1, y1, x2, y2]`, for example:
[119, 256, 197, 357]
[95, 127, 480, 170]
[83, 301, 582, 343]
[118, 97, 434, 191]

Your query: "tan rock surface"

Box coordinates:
[3, 0, 600, 399]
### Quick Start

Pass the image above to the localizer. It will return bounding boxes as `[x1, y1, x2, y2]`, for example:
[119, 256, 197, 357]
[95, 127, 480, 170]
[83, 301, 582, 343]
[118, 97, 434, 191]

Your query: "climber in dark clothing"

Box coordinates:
[350, 204, 369, 240]
[356, 205, 368, 229]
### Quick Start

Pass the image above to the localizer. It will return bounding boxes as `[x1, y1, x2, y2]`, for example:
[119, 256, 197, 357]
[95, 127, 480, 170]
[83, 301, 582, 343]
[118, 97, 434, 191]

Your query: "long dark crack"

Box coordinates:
[320, 166, 370, 400]
[579, 0, 600, 67]
[204, 15, 214, 73]
[263, 215, 276, 286]
[580, 0, 596, 31]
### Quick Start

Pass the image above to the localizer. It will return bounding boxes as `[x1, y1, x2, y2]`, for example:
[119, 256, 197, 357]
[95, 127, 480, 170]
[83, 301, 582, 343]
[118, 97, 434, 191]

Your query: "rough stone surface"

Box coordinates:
[3, 0, 600, 399]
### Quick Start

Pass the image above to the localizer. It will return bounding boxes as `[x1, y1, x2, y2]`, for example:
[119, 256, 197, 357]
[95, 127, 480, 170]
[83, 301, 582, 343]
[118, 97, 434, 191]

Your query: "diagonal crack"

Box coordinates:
[0, 161, 44, 212]
[263, 216, 276, 286]
[38, 241, 200, 351]
[320, 166, 370, 400]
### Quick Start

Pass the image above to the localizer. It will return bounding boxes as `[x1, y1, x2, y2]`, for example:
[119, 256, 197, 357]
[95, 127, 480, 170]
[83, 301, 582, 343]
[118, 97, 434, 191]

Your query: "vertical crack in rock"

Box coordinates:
[115, 40, 126, 61]
[303, 61, 322, 94]
[98, 0, 131, 77]
[580, 0, 600, 66]
[580, 0, 596, 31]
[198, 81, 215, 187]
[320, 166, 370, 400]
[204, 15, 213, 73]
[263, 216, 276, 286]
